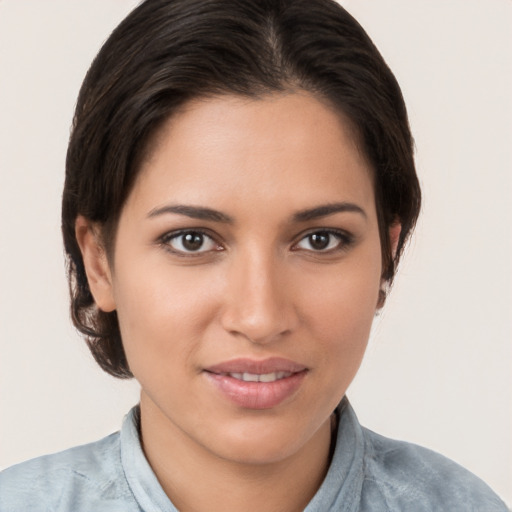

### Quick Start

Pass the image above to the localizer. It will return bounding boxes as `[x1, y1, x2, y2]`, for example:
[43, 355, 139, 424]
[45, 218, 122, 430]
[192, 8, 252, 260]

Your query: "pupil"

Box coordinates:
[309, 232, 330, 250]
[183, 232, 203, 251]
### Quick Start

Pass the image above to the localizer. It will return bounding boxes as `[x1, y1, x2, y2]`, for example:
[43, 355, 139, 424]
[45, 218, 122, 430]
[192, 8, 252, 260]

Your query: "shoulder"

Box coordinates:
[360, 427, 508, 511]
[0, 432, 137, 512]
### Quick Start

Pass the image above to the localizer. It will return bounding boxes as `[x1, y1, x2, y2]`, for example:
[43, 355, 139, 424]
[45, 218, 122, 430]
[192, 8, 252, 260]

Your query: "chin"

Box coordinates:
[203, 414, 327, 467]
[212, 437, 300, 466]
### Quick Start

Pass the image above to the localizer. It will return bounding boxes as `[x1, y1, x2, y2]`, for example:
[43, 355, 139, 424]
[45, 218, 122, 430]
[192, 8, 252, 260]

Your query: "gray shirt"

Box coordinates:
[0, 399, 507, 511]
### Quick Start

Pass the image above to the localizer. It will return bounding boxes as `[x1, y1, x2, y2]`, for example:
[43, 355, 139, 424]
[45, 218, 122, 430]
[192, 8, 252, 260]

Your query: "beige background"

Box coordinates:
[0, 0, 510, 505]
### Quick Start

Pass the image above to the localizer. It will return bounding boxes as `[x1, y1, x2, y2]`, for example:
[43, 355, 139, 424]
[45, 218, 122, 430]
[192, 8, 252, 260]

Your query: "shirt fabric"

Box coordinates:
[0, 399, 507, 511]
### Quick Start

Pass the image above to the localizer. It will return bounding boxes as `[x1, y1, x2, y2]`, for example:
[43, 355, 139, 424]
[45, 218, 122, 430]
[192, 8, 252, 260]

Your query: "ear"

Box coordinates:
[389, 221, 402, 259]
[376, 222, 402, 310]
[75, 215, 116, 312]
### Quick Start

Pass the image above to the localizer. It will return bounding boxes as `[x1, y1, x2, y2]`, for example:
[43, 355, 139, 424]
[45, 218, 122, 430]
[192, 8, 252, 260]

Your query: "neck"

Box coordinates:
[139, 393, 333, 512]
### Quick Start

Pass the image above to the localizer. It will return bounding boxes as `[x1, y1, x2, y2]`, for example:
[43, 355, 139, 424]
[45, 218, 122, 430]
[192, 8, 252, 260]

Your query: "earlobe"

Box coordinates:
[75, 215, 116, 313]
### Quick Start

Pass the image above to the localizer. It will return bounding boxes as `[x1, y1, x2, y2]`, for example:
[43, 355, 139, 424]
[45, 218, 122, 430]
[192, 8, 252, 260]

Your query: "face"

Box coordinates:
[83, 93, 383, 465]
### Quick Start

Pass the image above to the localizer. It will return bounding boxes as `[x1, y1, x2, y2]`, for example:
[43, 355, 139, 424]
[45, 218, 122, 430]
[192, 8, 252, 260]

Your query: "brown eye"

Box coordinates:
[166, 231, 218, 253]
[182, 232, 205, 251]
[308, 232, 331, 250]
[295, 230, 351, 252]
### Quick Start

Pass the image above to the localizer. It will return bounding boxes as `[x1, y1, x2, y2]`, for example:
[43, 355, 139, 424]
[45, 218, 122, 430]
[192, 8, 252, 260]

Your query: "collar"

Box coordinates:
[120, 397, 365, 512]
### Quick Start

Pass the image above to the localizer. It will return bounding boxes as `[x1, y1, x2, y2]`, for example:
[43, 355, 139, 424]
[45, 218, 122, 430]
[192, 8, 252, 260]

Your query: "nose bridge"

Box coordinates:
[221, 243, 294, 344]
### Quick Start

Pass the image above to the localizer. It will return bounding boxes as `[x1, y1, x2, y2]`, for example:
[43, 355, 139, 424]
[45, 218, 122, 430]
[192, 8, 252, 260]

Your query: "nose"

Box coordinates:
[220, 249, 298, 345]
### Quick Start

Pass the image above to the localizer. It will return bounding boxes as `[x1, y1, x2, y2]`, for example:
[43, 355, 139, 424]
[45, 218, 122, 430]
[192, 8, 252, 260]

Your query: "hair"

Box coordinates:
[62, 0, 421, 378]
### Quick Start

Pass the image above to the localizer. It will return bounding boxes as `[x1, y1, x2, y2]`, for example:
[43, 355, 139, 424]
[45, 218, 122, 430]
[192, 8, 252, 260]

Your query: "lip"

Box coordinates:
[205, 357, 307, 375]
[203, 358, 308, 410]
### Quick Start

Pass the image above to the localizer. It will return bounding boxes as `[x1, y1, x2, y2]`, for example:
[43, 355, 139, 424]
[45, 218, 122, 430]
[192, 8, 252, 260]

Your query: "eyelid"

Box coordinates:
[159, 228, 224, 255]
[291, 228, 355, 253]
[157, 227, 354, 256]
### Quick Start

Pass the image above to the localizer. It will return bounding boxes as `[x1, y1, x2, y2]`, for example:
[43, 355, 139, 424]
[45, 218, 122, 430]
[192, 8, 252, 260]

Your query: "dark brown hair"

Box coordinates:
[62, 0, 421, 378]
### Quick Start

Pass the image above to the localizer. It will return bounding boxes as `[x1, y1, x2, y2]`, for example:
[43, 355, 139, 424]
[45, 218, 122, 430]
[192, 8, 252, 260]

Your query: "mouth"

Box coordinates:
[204, 356, 307, 376]
[214, 371, 294, 383]
[203, 358, 308, 409]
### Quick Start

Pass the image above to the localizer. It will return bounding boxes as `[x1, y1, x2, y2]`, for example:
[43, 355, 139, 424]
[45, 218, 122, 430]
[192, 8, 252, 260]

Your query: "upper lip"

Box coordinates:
[204, 357, 307, 375]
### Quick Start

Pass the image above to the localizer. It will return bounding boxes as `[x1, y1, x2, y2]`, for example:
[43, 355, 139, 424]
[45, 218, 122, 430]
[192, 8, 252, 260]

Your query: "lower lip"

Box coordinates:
[204, 371, 307, 410]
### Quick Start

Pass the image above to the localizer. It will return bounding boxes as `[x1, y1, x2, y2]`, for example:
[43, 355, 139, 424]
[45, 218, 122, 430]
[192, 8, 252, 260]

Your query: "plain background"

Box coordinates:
[0, 0, 510, 505]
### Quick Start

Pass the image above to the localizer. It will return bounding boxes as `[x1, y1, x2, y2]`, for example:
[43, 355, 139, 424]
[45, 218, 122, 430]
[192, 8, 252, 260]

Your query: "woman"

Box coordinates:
[0, 0, 507, 510]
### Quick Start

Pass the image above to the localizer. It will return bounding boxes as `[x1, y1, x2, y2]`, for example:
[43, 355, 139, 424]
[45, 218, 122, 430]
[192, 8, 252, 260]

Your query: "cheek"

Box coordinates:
[111, 262, 222, 372]
[300, 253, 381, 360]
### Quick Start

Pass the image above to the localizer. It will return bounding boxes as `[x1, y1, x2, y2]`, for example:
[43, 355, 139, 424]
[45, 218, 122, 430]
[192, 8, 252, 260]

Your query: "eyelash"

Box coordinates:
[159, 229, 222, 256]
[159, 228, 354, 256]
[292, 229, 354, 253]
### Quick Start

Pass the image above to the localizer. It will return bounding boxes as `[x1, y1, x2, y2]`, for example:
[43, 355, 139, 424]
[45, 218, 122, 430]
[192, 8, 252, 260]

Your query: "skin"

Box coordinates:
[77, 93, 393, 511]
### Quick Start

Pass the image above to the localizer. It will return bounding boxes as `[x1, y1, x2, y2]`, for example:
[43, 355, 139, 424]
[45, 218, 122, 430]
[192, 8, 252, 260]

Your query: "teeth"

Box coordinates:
[243, 372, 260, 382]
[227, 371, 292, 382]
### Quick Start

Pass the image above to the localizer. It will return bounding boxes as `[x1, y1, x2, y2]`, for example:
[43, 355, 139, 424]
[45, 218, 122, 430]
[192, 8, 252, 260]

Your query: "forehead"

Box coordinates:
[128, 93, 376, 220]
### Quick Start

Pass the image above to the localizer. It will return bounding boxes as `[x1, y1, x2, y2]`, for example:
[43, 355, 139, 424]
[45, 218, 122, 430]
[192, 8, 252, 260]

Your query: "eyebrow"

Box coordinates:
[147, 201, 366, 224]
[147, 204, 234, 223]
[292, 202, 367, 222]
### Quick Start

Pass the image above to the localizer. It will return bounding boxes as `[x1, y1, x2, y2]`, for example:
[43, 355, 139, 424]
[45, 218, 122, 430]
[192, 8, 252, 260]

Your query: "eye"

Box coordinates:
[294, 230, 352, 252]
[162, 230, 220, 254]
